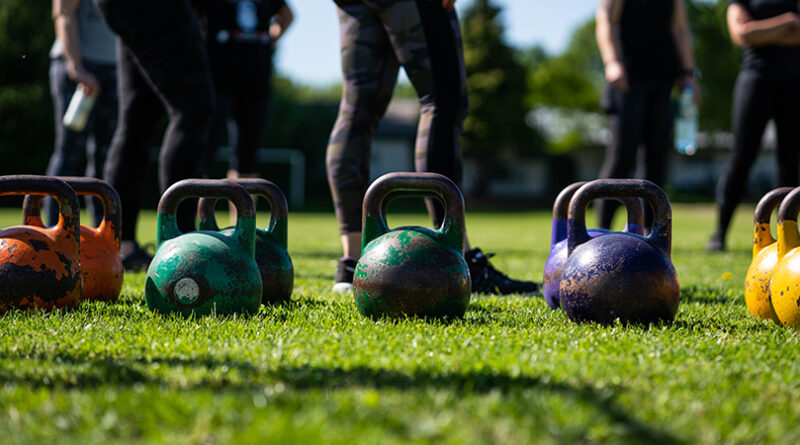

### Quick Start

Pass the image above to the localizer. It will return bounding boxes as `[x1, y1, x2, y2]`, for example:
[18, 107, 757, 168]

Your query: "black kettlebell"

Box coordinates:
[558, 179, 679, 324]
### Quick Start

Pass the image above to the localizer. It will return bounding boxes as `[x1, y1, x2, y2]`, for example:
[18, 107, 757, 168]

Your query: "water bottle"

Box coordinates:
[674, 83, 698, 156]
[63, 87, 96, 133]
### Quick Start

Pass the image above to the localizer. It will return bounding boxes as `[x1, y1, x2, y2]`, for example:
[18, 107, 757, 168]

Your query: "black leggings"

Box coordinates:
[713, 69, 800, 242]
[598, 79, 673, 229]
[206, 89, 270, 175]
[95, 0, 214, 240]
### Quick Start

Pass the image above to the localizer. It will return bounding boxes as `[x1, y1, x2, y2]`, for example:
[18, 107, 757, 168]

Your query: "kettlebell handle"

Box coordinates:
[0, 175, 80, 245]
[157, 179, 257, 257]
[22, 177, 122, 250]
[776, 186, 800, 260]
[197, 178, 289, 249]
[752, 187, 794, 255]
[362, 172, 465, 252]
[551, 181, 644, 244]
[567, 179, 672, 257]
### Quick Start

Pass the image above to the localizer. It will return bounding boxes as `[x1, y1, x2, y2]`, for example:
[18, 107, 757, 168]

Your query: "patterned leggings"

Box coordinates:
[326, 0, 468, 234]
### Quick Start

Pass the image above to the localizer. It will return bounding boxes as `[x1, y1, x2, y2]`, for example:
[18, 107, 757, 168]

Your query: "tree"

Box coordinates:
[688, 0, 739, 133]
[0, 0, 55, 174]
[527, 19, 604, 113]
[460, 0, 542, 195]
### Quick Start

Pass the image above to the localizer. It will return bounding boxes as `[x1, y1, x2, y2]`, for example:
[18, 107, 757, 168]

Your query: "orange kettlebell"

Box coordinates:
[744, 187, 793, 323]
[23, 177, 123, 301]
[0, 175, 82, 311]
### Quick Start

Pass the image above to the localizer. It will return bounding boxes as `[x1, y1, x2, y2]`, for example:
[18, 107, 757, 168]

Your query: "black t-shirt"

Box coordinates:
[620, 0, 681, 81]
[197, 0, 286, 92]
[728, 0, 800, 74]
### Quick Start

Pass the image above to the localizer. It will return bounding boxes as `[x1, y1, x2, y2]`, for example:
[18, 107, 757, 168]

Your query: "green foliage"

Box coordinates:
[0, 0, 55, 174]
[461, 0, 541, 159]
[689, 0, 739, 132]
[526, 20, 604, 113]
[1, 204, 798, 443]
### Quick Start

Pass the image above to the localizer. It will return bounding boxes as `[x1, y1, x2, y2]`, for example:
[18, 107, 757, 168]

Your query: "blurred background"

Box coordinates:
[0, 0, 771, 209]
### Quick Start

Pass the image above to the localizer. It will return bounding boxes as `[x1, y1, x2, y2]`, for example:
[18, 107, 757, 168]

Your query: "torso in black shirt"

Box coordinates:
[620, 0, 681, 81]
[729, 0, 800, 74]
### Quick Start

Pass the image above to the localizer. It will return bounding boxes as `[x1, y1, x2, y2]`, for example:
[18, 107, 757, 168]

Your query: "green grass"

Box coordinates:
[1, 204, 799, 444]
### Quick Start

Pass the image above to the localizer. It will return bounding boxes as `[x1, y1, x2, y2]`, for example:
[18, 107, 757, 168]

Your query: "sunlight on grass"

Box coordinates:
[1, 202, 798, 444]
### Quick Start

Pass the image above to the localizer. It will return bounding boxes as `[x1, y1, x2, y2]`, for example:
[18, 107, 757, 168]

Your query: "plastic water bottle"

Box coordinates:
[63, 87, 96, 132]
[674, 83, 698, 156]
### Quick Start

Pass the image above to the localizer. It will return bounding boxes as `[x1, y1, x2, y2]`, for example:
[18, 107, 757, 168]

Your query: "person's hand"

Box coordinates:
[604, 60, 629, 91]
[67, 66, 100, 96]
[441, 0, 455, 10]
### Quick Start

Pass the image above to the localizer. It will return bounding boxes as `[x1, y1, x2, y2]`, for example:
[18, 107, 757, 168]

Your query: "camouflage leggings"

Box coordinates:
[327, 0, 469, 234]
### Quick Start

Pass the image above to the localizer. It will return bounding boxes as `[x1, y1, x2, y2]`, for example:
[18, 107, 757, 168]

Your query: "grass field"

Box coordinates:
[1, 203, 799, 444]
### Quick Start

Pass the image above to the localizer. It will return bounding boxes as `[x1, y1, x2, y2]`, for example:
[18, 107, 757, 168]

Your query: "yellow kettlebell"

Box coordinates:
[744, 187, 793, 323]
[769, 186, 800, 329]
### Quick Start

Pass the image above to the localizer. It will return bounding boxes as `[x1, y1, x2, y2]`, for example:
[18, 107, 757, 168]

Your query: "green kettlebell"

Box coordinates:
[145, 179, 262, 316]
[197, 178, 293, 304]
[354, 172, 470, 319]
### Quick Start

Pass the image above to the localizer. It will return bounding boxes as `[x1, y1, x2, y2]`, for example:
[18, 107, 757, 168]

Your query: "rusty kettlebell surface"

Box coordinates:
[542, 181, 644, 310]
[558, 179, 679, 325]
[198, 178, 293, 304]
[23, 177, 124, 302]
[146, 179, 262, 316]
[0, 175, 83, 311]
[353, 172, 470, 319]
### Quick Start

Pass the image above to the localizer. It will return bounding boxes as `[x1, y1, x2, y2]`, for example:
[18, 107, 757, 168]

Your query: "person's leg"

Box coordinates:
[103, 41, 164, 268]
[206, 92, 234, 175]
[773, 75, 800, 188]
[327, 1, 398, 257]
[381, 0, 466, 228]
[44, 57, 90, 226]
[638, 80, 673, 229]
[327, 0, 399, 291]
[85, 61, 118, 227]
[383, 0, 536, 294]
[96, 0, 214, 234]
[597, 81, 646, 229]
[709, 70, 772, 251]
[232, 91, 268, 176]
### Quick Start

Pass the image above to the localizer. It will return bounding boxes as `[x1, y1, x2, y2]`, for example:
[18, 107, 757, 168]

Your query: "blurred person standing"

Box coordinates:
[595, 0, 700, 229]
[93, 0, 215, 270]
[707, 0, 800, 251]
[46, 0, 117, 227]
[326, 0, 539, 295]
[198, 0, 293, 182]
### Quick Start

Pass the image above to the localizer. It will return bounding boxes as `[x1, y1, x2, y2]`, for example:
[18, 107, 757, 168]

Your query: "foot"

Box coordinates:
[465, 248, 540, 295]
[706, 233, 725, 252]
[332, 257, 357, 294]
[120, 241, 153, 272]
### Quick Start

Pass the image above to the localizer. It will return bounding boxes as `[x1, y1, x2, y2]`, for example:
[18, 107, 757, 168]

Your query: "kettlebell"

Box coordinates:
[0, 175, 82, 311]
[542, 181, 645, 309]
[23, 177, 124, 302]
[197, 178, 293, 304]
[559, 179, 679, 324]
[744, 187, 793, 323]
[145, 179, 262, 316]
[353, 172, 470, 319]
[768, 186, 800, 329]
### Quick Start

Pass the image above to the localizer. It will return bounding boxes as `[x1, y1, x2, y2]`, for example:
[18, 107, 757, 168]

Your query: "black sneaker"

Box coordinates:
[332, 257, 357, 294]
[120, 242, 153, 272]
[465, 248, 540, 295]
[706, 232, 725, 252]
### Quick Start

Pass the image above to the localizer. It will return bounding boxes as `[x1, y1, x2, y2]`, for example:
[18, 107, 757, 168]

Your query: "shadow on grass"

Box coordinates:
[0, 354, 682, 444]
